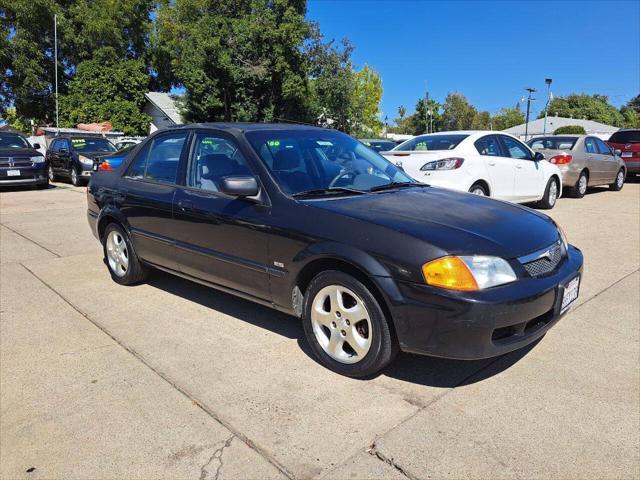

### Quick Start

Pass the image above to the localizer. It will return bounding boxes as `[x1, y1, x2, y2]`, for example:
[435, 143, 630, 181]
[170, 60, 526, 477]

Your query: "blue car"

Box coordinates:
[95, 144, 137, 172]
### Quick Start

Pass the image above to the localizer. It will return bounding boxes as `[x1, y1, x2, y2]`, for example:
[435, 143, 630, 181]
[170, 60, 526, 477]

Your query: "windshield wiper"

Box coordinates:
[369, 181, 426, 192]
[292, 187, 365, 198]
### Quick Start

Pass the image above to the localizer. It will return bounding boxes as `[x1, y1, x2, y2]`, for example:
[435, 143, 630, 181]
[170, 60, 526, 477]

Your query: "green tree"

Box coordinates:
[541, 94, 625, 127]
[620, 95, 640, 128]
[398, 105, 406, 121]
[471, 111, 491, 130]
[350, 64, 383, 136]
[59, 47, 150, 135]
[553, 125, 586, 135]
[492, 106, 525, 130]
[441, 93, 477, 130]
[625, 94, 640, 115]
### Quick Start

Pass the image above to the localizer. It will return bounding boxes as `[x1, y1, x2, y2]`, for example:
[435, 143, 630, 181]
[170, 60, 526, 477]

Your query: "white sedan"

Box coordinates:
[381, 131, 562, 209]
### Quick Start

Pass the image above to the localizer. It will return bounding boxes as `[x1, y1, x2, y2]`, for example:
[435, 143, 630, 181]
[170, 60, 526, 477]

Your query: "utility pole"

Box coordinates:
[54, 14, 59, 131]
[543, 78, 553, 135]
[524, 87, 536, 141]
[424, 89, 429, 134]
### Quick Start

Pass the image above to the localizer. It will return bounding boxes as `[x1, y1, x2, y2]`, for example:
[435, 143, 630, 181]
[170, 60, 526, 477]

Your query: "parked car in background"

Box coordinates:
[46, 136, 117, 186]
[606, 129, 640, 177]
[527, 135, 625, 197]
[114, 138, 142, 150]
[383, 131, 562, 209]
[0, 131, 48, 189]
[359, 138, 397, 153]
[87, 123, 583, 377]
[95, 144, 137, 172]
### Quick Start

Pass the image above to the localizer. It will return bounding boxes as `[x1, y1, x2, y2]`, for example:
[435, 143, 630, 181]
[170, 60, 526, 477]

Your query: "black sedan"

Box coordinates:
[87, 123, 583, 377]
[0, 131, 48, 188]
[46, 135, 117, 186]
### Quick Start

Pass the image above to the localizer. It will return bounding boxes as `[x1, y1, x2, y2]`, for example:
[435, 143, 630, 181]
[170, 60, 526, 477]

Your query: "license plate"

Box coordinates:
[561, 276, 580, 313]
[93, 164, 99, 171]
[621, 152, 632, 158]
[7, 169, 20, 176]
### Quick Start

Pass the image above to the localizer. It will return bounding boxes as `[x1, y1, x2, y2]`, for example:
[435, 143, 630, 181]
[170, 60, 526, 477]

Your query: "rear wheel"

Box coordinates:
[536, 177, 559, 209]
[302, 271, 397, 377]
[570, 171, 588, 198]
[102, 223, 148, 285]
[468, 182, 488, 196]
[48, 165, 57, 182]
[609, 169, 625, 191]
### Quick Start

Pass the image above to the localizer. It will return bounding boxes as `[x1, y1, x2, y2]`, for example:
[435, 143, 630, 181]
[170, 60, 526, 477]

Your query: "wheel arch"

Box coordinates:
[97, 209, 130, 241]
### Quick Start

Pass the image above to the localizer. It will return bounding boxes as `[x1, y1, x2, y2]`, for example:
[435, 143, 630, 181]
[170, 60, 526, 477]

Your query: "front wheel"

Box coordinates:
[302, 271, 397, 377]
[536, 177, 559, 209]
[70, 167, 82, 186]
[609, 169, 625, 191]
[102, 223, 148, 285]
[468, 183, 488, 196]
[48, 165, 57, 182]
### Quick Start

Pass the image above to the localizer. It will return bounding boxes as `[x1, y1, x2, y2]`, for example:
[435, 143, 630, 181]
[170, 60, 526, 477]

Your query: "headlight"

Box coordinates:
[79, 155, 94, 165]
[422, 255, 517, 291]
[30, 155, 45, 165]
[420, 157, 464, 171]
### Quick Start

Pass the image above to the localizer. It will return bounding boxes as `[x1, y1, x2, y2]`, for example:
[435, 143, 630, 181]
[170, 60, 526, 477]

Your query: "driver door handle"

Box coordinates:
[516, 164, 523, 169]
[488, 160, 496, 166]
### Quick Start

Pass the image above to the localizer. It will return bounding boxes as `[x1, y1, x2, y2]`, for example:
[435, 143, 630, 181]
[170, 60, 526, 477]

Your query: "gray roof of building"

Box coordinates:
[504, 116, 618, 135]
[145, 92, 183, 124]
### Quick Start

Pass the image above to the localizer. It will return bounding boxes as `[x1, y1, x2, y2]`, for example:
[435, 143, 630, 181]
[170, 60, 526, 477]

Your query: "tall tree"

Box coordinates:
[350, 64, 383, 136]
[59, 47, 150, 135]
[540, 94, 625, 126]
[398, 105, 406, 121]
[441, 93, 477, 130]
[471, 111, 491, 130]
[492, 106, 525, 130]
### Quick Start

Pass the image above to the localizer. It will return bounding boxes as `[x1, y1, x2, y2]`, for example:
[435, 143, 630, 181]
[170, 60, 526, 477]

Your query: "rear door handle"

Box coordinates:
[177, 200, 194, 211]
[488, 161, 496, 166]
[516, 164, 523, 169]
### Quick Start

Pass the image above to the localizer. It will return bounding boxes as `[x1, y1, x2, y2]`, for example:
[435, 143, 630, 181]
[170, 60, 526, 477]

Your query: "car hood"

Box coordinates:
[305, 186, 560, 259]
[0, 147, 42, 157]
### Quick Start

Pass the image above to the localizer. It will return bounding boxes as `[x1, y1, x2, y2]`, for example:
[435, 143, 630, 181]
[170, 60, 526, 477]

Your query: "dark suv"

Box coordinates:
[87, 123, 583, 377]
[0, 131, 47, 189]
[46, 136, 117, 186]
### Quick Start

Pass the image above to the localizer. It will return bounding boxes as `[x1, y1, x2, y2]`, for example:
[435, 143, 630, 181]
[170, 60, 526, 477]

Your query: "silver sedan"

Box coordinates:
[528, 135, 626, 198]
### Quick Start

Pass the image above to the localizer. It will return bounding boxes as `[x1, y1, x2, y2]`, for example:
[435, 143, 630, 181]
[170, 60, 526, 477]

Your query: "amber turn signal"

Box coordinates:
[422, 256, 479, 291]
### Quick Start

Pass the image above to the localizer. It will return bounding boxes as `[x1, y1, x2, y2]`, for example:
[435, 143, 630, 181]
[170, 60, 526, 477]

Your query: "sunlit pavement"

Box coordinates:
[1, 179, 638, 479]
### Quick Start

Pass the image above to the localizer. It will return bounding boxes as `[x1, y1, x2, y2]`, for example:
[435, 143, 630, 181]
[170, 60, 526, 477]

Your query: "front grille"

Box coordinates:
[0, 157, 34, 167]
[520, 241, 564, 278]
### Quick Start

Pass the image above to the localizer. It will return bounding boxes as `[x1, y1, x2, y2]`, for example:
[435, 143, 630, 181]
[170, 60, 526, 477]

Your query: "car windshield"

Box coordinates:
[527, 137, 578, 150]
[608, 130, 640, 144]
[246, 129, 414, 195]
[0, 133, 31, 149]
[70, 137, 117, 152]
[395, 134, 469, 151]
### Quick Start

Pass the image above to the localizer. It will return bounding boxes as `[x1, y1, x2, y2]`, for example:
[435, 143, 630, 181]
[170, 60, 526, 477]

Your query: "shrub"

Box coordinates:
[554, 125, 586, 135]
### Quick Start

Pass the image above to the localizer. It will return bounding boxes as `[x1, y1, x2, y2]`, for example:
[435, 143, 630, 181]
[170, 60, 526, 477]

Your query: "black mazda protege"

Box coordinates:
[87, 124, 583, 377]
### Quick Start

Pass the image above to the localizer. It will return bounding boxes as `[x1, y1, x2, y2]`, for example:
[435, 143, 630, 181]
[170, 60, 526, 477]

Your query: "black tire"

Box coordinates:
[570, 170, 588, 198]
[536, 177, 559, 210]
[609, 168, 625, 191]
[468, 182, 488, 196]
[70, 167, 83, 186]
[102, 223, 148, 285]
[48, 165, 57, 182]
[302, 270, 397, 378]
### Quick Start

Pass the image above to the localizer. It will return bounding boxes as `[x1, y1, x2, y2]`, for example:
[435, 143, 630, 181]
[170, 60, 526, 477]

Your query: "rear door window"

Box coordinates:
[584, 138, 598, 154]
[474, 135, 502, 157]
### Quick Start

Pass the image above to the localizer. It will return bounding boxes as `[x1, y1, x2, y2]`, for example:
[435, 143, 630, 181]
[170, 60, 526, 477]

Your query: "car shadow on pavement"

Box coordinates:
[148, 270, 539, 388]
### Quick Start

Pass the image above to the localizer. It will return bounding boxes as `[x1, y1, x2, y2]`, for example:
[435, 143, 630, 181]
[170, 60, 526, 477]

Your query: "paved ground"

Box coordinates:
[1, 179, 639, 480]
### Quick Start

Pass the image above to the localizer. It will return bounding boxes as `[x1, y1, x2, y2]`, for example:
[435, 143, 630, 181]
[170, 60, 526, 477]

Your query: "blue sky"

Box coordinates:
[307, 0, 640, 122]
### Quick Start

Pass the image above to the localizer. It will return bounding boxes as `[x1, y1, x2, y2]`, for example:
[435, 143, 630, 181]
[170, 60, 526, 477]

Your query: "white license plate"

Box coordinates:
[7, 169, 20, 176]
[561, 276, 580, 313]
[621, 152, 632, 158]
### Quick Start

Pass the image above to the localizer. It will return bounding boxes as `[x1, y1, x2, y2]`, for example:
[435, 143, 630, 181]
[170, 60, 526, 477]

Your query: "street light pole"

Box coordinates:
[543, 78, 553, 135]
[54, 14, 59, 131]
[524, 87, 536, 141]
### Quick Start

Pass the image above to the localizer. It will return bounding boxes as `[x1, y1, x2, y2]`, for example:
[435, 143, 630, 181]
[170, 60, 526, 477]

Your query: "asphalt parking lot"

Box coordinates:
[1, 180, 639, 480]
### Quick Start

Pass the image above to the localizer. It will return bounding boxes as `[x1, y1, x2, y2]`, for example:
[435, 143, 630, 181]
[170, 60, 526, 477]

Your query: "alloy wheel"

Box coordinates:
[470, 186, 485, 196]
[616, 171, 624, 188]
[310, 285, 372, 364]
[578, 175, 587, 195]
[48, 165, 54, 182]
[71, 168, 78, 186]
[548, 180, 558, 206]
[106, 230, 129, 277]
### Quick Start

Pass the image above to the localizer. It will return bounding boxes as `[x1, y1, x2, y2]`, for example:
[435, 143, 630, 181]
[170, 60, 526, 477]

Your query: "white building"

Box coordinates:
[504, 116, 618, 141]
[143, 92, 184, 133]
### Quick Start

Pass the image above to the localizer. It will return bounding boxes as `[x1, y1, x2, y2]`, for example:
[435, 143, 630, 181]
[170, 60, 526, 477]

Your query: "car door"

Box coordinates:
[473, 134, 515, 200]
[119, 130, 190, 271]
[57, 139, 73, 173]
[172, 130, 272, 301]
[47, 139, 60, 171]
[595, 137, 618, 183]
[498, 135, 544, 202]
[584, 137, 604, 183]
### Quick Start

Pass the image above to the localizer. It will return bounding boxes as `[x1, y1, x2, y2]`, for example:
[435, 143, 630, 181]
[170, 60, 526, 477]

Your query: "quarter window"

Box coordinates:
[585, 138, 597, 154]
[125, 132, 187, 183]
[500, 136, 532, 160]
[474, 136, 502, 157]
[187, 134, 252, 192]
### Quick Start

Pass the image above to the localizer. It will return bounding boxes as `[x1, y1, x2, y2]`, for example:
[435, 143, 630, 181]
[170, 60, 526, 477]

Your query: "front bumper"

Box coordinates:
[0, 166, 48, 186]
[390, 244, 584, 360]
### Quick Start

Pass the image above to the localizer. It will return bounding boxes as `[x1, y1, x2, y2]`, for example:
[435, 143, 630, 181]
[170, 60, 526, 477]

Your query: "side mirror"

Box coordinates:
[614, 149, 622, 156]
[534, 151, 545, 161]
[219, 176, 259, 197]
[33, 143, 41, 149]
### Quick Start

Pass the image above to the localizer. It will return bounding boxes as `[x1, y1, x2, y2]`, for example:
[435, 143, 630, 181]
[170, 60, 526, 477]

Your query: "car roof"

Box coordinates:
[174, 122, 330, 133]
